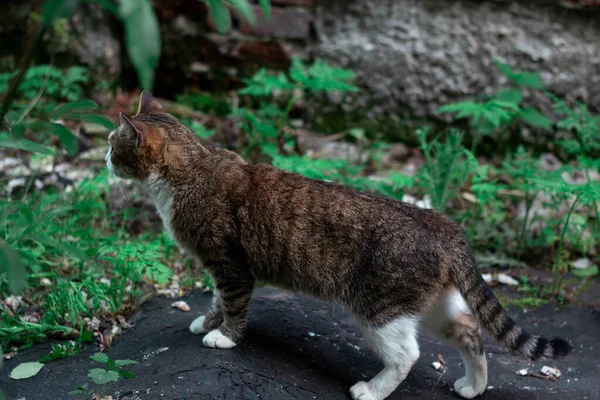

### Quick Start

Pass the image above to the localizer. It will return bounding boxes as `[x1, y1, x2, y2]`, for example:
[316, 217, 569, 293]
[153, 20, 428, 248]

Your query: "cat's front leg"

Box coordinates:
[202, 275, 255, 349]
[189, 288, 224, 334]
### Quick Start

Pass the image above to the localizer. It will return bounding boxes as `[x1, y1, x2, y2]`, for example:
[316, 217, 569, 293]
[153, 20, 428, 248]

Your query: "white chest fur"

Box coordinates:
[145, 173, 175, 240]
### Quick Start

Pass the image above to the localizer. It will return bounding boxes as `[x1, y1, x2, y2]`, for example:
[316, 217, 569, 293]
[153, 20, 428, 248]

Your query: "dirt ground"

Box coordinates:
[1, 287, 599, 400]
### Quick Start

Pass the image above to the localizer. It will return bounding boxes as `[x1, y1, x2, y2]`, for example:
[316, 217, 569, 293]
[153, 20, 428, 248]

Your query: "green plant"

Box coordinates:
[185, 120, 216, 139]
[552, 94, 600, 226]
[271, 154, 413, 201]
[0, 166, 174, 350]
[87, 352, 137, 397]
[234, 58, 358, 158]
[501, 146, 547, 257]
[0, 65, 115, 156]
[0, 0, 269, 124]
[439, 62, 551, 154]
[510, 296, 549, 309]
[415, 129, 473, 212]
[39, 332, 92, 362]
[99, 241, 173, 310]
[535, 173, 600, 293]
[464, 155, 507, 245]
[0, 65, 88, 102]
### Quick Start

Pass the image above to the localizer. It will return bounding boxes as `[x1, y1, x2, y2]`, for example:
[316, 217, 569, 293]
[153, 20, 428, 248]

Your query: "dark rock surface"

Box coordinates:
[1, 287, 599, 399]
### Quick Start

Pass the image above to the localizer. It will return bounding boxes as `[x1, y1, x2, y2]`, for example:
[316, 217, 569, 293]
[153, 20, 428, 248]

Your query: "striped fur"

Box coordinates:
[452, 252, 572, 360]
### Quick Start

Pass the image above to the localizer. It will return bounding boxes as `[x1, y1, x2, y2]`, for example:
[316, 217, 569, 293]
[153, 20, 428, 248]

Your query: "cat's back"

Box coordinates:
[240, 162, 461, 243]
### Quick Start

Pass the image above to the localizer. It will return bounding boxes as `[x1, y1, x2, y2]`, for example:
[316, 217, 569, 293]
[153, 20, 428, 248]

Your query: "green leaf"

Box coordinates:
[348, 128, 366, 141]
[514, 71, 544, 89]
[42, 0, 79, 28]
[572, 265, 599, 278]
[258, 0, 271, 20]
[69, 113, 116, 130]
[0, 136, 56, 156]
[494, 89, 522, 107]
[145, 263, 173, 285]
[68, 383, 88, 396]
[119, 0, 161, 89]
[0, 243, 28, 294]
[290, 58, 308, 84]
[57, 243, 88, 261]
[10, 362, 44, 380]
[495, 61, 513, 79]
[118, 369, 136, 379]
[229, 0, 255, 25]
[495, 60, 544, 89]
[52, 100, 99, 119]
[208, 0, 231, 34]
[89, 352, 109, 364]
[439, 101, 479, 116]
[33, 121, 78, 156]
[88, 368, 119, 384]
[86, 0, 118, 15]
[238, 69, 294, 96]
[518, 107, 553, 130]
[115, 359, 137, 367]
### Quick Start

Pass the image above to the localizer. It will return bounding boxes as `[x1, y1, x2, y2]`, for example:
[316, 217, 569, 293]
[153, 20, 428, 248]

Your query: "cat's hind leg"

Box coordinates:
[350, 316, 420, 400]
[421, 288, 487, 399]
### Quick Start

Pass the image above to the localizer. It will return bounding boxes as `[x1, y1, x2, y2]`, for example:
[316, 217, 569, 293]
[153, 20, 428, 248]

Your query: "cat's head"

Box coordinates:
[105, 91, 196, 181]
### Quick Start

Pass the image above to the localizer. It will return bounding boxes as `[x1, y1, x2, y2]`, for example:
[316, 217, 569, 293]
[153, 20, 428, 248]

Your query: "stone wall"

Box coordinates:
[311, 0, 600, 120]
[1, 0, 599, 121]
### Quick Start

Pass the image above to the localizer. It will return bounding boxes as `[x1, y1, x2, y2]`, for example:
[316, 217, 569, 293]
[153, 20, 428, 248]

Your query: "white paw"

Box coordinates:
[202, 329, 237, 349]
[454, 377, 485, 399]
[350, 381, 377, 400]
[189, 315, 209, 334]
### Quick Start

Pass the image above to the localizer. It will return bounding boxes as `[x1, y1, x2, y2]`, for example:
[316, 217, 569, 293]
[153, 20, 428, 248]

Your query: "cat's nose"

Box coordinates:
[105, 147, 112, 163]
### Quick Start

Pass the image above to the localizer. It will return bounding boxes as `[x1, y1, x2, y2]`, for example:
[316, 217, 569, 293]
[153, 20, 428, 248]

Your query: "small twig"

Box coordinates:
[229, 90, 239, 110]
[529, 372, 558, 382]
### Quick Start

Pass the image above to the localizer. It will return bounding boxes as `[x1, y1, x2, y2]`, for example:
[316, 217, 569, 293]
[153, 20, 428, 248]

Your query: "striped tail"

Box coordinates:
[452, 254, 573, 360]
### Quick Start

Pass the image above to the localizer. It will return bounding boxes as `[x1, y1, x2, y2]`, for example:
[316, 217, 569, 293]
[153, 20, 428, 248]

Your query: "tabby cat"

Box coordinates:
[106, 92, 572, 400]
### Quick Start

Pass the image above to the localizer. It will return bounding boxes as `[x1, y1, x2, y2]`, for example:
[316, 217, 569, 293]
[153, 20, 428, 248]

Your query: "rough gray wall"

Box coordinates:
[312, 0, 600, 120]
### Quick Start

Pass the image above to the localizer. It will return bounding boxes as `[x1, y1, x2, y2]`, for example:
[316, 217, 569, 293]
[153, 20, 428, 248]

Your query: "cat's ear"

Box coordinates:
[137, 90, 164, 115]
[119, 112, 144, 147]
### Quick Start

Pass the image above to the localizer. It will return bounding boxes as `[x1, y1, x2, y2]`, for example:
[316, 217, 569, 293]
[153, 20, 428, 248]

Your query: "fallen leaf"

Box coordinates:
[572, 258, 591, 270]
[516, 368, 529, 376]
[10, 361, 44, 380]
[540, 365, 561, 379]
[497, 273, 519, 286]
[171, 301, 190, 312]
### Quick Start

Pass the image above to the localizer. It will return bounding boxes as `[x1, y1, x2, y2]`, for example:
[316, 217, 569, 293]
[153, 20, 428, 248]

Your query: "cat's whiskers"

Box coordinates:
[114, 179, 131, 206]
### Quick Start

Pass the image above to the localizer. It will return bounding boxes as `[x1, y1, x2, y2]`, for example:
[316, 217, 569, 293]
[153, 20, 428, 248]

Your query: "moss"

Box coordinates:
[509, 297, 550, 309]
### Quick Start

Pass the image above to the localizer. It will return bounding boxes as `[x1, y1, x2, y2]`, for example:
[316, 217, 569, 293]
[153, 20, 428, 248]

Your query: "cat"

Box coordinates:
[106, 91, 572, 400]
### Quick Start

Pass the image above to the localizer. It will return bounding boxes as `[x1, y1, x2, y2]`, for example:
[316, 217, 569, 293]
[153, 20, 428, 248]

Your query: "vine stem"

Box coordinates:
[516, 192, 536, 259]
[276, 95, 300, 155]
[584, 168, 600, 226]
[552, 193, 581, 294]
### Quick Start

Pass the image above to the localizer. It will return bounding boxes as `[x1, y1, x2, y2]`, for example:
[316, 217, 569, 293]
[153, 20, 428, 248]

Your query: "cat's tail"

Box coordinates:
[451, 252, 573, 360]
